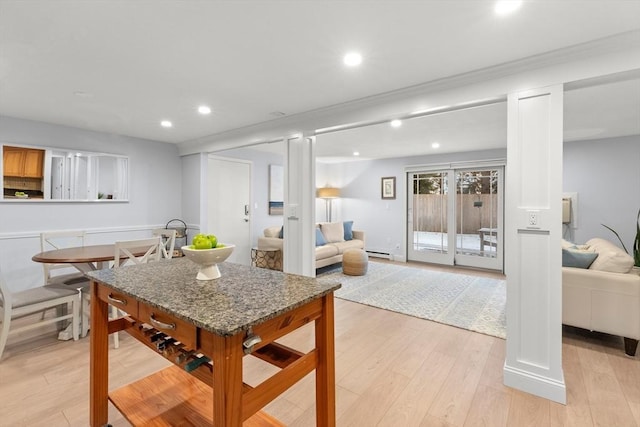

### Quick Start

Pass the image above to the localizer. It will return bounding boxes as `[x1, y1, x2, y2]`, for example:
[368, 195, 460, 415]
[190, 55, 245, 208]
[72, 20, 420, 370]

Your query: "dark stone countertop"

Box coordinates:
[86, 257, 341, 336]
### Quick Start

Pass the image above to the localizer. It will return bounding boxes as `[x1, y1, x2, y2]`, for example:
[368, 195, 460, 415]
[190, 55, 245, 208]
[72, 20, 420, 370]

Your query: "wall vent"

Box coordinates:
[366, 250, 392, 260]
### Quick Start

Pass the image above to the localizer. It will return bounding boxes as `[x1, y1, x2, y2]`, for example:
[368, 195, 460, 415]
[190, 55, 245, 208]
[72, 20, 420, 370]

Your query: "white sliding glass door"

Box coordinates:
[407, 164, 504, 271]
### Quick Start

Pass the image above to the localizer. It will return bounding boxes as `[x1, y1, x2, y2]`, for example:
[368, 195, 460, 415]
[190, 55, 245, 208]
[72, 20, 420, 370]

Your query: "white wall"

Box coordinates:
[181, 153, 205, 237]
[316, 148, 507, 260]
[563, 135, 640, 248]
[0, 116, 182, 291]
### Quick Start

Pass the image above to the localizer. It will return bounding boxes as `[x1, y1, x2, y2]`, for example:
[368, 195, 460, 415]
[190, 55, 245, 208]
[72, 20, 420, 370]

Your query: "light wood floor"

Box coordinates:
[1, 261, 639, 426]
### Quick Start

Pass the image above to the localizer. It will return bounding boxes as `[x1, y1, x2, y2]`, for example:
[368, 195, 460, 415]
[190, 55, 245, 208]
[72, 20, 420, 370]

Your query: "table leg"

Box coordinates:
[90, 281, 110, 426]
[315, 293, 336, 426]
[212, 333, 244, 426]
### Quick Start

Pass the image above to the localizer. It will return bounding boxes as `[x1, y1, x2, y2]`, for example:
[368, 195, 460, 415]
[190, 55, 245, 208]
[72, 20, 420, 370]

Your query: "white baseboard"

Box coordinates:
[503, 362, 566, 404]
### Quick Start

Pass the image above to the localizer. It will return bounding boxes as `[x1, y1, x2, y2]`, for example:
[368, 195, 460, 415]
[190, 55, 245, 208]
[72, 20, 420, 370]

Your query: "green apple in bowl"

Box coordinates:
[182, 244, 235, 280]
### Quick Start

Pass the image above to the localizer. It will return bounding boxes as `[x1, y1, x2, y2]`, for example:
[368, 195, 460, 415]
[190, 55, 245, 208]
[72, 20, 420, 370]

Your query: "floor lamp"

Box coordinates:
[317, 187, 340, 222]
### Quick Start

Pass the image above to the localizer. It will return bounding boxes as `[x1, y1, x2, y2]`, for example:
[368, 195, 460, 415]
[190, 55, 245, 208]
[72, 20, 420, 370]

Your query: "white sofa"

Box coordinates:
[257, 222, 365, 269]
[562, 238, 640, 356]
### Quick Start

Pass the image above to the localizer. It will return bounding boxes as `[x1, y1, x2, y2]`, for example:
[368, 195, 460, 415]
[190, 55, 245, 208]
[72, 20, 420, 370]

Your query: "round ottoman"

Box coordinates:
[342, 249, 368, 276]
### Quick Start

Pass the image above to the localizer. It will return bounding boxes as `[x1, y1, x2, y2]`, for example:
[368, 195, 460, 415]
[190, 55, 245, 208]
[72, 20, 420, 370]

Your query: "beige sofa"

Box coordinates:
[562, 238, 640, 356]
[257, 223, 365, 269]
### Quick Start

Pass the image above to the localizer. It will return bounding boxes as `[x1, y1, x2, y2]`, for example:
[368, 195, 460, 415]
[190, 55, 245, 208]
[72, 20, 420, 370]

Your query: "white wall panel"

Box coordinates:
[504, 85, 565, 404]
[284, 135, 316, 276]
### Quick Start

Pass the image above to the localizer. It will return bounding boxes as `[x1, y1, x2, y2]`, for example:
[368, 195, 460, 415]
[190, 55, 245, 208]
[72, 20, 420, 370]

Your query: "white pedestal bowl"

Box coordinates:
[181, 245, 235, 280]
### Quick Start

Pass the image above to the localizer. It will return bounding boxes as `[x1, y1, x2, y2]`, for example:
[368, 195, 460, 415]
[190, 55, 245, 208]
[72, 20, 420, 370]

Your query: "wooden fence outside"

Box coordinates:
[413, 194, 498, 234]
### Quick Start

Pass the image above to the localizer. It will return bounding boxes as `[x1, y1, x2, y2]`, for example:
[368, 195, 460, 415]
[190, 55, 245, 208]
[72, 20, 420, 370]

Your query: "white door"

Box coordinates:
[207, 157, 251, 265]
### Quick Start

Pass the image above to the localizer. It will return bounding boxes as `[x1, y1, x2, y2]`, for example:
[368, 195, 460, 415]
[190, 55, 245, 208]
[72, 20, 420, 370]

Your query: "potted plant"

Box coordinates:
[602, 208, 640, 269]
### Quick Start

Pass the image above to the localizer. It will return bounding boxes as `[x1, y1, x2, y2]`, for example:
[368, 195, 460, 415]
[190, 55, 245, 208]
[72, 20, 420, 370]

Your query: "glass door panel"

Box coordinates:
[454, 167, 503, 270]
[407, 171, 454, 265]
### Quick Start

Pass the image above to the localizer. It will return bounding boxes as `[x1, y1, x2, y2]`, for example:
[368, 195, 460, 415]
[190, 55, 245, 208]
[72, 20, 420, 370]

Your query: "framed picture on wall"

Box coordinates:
[269, 164, 284, 215]
[381, 176, 396, 199]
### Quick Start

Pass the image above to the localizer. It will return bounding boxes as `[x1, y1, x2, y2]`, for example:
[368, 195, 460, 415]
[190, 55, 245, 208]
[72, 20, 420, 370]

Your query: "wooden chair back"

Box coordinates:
[114, 237, 162, 268]
[152, 229, 177, 259]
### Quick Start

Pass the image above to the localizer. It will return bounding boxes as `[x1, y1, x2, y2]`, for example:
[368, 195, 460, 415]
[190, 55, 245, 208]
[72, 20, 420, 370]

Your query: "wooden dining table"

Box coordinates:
[32, 244, 148, 272]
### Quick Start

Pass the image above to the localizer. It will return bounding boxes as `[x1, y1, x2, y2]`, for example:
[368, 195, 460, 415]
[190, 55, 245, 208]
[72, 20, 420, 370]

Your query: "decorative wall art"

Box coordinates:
[381, 176, 396, 199]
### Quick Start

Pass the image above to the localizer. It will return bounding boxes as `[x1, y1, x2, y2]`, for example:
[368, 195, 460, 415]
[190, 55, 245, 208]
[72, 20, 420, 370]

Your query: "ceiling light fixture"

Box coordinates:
[391, 119, 402, 128]
[432, 142, 440, 149]
[198, 105, 211, 115]
[160, 120, 172, 128]
[343, 52, 363, 67]
[494, 0, 522, 16]
[353, 151, 360, 156]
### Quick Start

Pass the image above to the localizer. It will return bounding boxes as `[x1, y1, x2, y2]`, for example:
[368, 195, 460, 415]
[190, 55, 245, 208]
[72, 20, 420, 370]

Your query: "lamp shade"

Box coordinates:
[317, 187, 340, 199]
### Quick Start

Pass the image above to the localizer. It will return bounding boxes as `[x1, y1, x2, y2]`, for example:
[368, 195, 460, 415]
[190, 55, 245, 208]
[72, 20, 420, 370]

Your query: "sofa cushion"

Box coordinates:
[257, 236, 283, 251]
[587, 238, 634, 273]
[264, 226, 282, 238]
[330, 239, 364, 254]
[315, 244, 339, 260]
[315, 228, 327, 246]
[343, 220, 354, 240]
[562, 248, 598, 269]
[320, 222, 344, 243]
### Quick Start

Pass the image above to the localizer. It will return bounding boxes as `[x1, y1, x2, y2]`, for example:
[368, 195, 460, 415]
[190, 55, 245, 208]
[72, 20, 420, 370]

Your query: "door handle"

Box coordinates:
[244, 204, 249, 216]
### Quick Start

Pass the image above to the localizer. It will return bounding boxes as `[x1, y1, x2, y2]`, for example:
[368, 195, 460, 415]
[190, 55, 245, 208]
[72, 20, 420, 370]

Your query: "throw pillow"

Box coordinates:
[586, 238, 634, 273]
[562, 248, 598, 269]
[320, 222, 345, 243]
[316, 228, 327, 247]
[278, 226, 284, 238]
[264, 226, 282, 238]
[343, 221, 354, 241]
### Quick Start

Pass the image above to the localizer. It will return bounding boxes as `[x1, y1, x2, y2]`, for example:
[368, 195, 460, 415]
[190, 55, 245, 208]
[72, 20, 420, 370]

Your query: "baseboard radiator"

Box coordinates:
[366, 250, 392, 260]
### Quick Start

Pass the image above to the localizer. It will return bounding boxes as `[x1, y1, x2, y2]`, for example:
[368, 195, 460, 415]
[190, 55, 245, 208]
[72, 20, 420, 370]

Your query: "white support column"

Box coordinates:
[503, 84, 566, 404]
[283, 134, 316, 277]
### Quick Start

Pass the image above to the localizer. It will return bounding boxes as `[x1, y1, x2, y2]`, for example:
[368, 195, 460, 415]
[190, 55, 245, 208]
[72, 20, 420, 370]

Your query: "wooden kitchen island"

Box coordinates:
[88, 258, 340, 426]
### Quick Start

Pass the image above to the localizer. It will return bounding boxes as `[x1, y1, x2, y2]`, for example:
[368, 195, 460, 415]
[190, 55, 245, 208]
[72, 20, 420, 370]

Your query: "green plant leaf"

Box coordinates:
[634, 208, 640, 267]
[601, 223, 629, 254]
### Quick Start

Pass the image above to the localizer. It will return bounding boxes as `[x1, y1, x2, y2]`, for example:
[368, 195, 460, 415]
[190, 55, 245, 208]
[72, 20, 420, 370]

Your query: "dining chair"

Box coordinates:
[110, 236, 162, 348]
[0, 269, 79, 361]
[40, 230, 91, 338]
[40, 230, 88, 287]
[152, 228, 177, 259]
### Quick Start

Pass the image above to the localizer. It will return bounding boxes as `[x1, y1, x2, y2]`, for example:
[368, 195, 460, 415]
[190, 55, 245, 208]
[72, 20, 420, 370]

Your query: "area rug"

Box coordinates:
[320, 261, 506, 339]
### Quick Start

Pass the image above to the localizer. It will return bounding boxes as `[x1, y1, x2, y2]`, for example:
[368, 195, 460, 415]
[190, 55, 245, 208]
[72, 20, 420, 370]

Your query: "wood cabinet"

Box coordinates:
[3, 146, 44, 178]
[88, 259, 338, 426]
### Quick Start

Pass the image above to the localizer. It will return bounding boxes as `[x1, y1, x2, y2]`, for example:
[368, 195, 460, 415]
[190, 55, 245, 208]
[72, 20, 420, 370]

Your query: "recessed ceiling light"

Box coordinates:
[343, 52, 363, 67]
[494, 0, 522, 16]
[391, 119, 402, 128]
[432, 142, 440, 149]
[198, 105, 211, 115]
[160, 120, 172, 128]
[353, 151, 360, 156]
